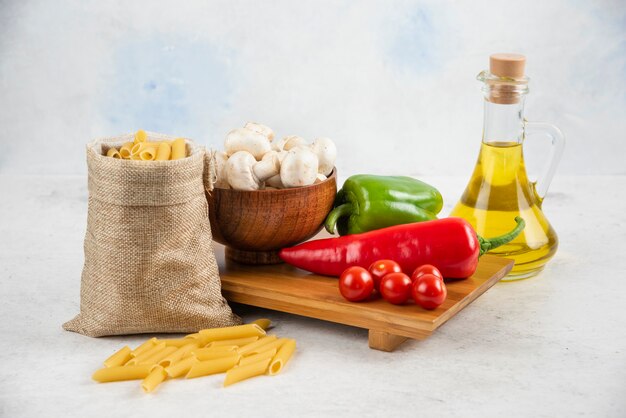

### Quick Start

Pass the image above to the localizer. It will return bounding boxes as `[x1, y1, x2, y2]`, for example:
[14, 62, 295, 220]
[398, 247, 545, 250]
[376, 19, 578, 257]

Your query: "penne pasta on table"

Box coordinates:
[199, 323, 266, 343]
[160, 339, 191, 348]
[268, 339, 296, 376]
[103, 346, 132, 368]
[131, 338, 157, 358]
[245, 338, 287, 357]
[224, 358, 272, 387]
[93, 365, 151, 383]
[186, 355, 240, 379]
[126, 342, 166, 365]
[238, 335, 278, 356]
[159, 343, 199, 368]
[91, 319, 294, 393]
[142, 366, 167, 393]
[140, 346, 177, 366]
[165, 355, 198, 378]
[190, 346, 237, 360]
[208, 336, 259, 348]
[238, 348, 277, 367]
[251, 318, 272, 330]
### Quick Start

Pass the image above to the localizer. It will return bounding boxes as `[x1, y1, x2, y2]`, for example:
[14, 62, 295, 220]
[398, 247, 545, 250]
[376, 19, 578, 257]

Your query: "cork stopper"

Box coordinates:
[490, 53, 526, 78]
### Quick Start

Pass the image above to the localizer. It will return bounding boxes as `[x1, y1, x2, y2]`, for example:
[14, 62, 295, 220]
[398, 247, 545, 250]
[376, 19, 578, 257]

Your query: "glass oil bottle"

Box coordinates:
[450, 54, 565, 280]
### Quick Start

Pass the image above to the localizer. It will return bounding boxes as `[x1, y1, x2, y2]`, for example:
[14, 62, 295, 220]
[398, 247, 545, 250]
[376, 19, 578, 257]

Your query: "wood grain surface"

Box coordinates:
[215, 246, 514, 351]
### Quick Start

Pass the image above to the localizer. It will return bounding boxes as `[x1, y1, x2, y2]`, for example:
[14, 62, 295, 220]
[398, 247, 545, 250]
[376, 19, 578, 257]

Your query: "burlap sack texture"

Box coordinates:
[63, 132, 241, 337]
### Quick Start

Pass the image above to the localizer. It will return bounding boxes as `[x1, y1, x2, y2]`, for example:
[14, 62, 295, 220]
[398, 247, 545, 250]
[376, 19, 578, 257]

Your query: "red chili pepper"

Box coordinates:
[279, 217, 525, 278]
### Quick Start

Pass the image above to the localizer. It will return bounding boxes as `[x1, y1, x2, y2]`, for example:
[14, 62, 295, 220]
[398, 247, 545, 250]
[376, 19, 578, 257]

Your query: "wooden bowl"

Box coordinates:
[206, 169, 337, 265]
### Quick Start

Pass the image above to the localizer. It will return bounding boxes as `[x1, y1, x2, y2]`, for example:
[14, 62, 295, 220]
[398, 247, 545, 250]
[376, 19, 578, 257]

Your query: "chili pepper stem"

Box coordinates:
[324, 203, 354, 234]
[478, 216, 526, 256]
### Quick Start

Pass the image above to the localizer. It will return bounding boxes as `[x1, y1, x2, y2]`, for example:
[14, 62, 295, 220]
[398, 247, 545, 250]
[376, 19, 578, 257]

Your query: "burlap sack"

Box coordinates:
[63, 132, 240, 337]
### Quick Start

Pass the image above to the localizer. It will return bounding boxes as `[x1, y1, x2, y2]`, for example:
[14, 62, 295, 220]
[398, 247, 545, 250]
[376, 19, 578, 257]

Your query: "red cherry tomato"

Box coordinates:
[368, 259, 402, 291]
[411, 264, 443, 283]
[339, 266, 374, 302]
[412, 274, 447, 310]
[380, 272, 412, 305]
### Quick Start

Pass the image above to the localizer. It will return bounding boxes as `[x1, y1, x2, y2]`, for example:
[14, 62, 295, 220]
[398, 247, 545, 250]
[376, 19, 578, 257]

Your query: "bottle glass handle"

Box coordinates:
[524, 121, 565, 201]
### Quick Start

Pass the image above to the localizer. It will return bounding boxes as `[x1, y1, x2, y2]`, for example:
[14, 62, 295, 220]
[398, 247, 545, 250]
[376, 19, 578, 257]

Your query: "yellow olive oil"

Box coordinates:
[450, 142, 558, 279]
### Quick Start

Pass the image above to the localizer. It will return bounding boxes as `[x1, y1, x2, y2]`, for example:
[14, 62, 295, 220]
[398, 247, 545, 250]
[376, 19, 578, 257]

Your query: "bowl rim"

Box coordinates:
[211, 167, 337, 193]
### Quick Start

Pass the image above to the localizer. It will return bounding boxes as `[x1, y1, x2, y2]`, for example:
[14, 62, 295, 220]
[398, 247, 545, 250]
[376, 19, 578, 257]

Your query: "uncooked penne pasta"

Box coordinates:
[223, 358, 271, 387]
[134, 129, 147, 145]
[165, 355, 198, 378]
[131, 142, 158, 161]
[184, 332, 211, 346]
[93, 365, 151, 383]
[103, 346, 132, 368]
[199, 324, 266, 344]
[238, 335, 278, 356]
[127, 342, 166, 365]
[170, 138, 186, 160]
[186, 355, 240, 379]
[268, 339, 296, 376]
[131, 338, 157, 358]
[192, 348, 239, 362]
[140, 346, 177, 366]
[106, 148, 121, 159]
[246, 338, 287, 357]
[161, 339, 191, 348]
[238, 348, 277, 367]
[208, 336, 258, 348]
[119, 142, 134, 159]
[159, 343, 199, 368]
[155, 142, 171, 161]
[142, 365, 167, 393]
[251, 318, 272, 330]
[140, 148, 157, 161]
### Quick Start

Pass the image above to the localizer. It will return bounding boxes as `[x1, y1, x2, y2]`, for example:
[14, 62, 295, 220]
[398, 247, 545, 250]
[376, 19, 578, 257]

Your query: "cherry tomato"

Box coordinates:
[380, 272, 412, 305]
[411, 264, 443, 283]
[339, 266, 374, 302]
[412, 274, 447, 310]
[368, 259, 402, 291]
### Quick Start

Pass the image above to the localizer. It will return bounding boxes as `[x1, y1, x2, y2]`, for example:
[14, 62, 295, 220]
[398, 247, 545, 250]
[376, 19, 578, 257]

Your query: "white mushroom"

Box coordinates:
[226, 151, 280, 191]
[261, 151, 288, 188]
[244, 122, 275, 141]
[214, 151, 230, 189]
[266, 174, 284, 188]
[282, 135, 307, 151]
[262, 150, 288, 163]
[253, 152, 280, 183]
[280, 147, 319, 187]
[314, 173, 327, 184]
[224, 127, 271, 160]
[309, 137, 336, 176]
[271, 137, 288, 152]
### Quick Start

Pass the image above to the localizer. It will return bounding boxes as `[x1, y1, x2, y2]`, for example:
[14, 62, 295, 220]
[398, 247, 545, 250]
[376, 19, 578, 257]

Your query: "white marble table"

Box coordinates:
[0, 175, 624, 418]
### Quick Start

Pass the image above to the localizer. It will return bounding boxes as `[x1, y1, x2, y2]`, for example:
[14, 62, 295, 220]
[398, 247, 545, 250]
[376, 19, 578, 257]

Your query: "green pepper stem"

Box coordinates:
[324, 203, 354, 234]
[478, 216, 526, 256]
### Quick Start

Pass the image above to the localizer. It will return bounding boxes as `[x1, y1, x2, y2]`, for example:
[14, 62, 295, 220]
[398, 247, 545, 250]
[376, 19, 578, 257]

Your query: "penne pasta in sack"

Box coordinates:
[63, 132, 240, 337]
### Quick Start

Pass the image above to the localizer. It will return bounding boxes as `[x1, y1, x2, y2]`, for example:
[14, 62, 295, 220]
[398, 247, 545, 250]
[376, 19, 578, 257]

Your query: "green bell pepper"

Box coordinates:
[324, 175, 443, 235]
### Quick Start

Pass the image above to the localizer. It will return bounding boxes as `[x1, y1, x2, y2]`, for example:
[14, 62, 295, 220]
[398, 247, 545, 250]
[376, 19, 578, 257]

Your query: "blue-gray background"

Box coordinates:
[1, 0, 624, 177]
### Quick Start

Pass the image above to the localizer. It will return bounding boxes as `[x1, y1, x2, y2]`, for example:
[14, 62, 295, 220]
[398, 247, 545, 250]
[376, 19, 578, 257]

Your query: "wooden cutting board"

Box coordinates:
[216, 247, 513, 352]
